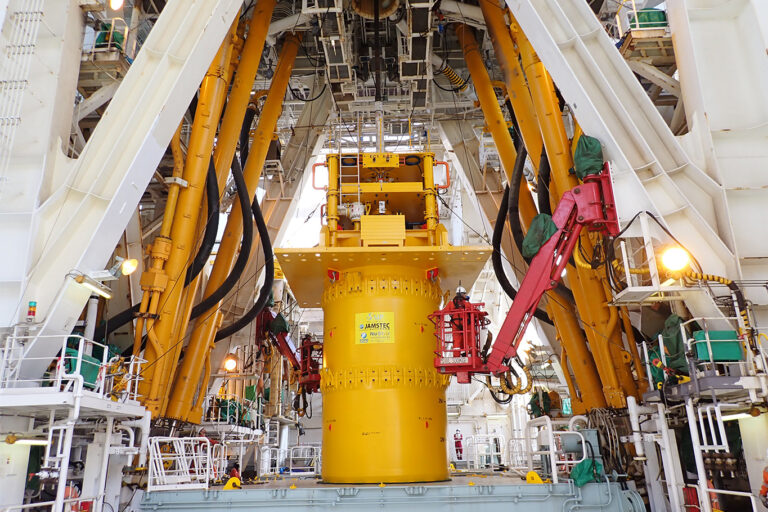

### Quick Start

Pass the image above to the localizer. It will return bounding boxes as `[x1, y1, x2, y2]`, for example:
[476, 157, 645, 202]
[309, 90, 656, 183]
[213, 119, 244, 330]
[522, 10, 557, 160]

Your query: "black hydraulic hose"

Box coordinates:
[507, 140, 528, 263]
[239, 107, 257, 170]
[189, 155, 254, 319]
[537, 150, 552, 216]
[94, 303, 140, 342]
[490, 185, 552, 326]
[184, 160, 219, 286]
[509, 147, 576, 304]
[215, 195, 274, 341]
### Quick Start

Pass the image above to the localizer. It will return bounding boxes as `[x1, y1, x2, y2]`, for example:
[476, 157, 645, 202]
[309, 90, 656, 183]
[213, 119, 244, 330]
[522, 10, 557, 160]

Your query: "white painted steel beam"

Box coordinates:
[0, 0, 242, 381]
[505, 0, 737, 322]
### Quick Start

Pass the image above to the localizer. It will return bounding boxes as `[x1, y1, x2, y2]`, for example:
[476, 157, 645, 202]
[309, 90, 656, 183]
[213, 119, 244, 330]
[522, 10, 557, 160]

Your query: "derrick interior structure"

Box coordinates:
[0, 0, 767, 511]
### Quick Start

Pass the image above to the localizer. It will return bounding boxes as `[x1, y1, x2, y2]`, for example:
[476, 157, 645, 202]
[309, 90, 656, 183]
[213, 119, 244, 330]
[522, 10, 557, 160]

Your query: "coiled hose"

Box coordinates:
[437, 62, 468, 92]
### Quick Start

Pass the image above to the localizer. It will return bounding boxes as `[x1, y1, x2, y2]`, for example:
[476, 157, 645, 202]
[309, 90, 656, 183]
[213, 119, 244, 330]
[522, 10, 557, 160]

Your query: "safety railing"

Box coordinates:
[684, 483, 760, 511]
[525, 416, 587, 483]
[680, 317, 767, 380]
[615, 2, 669, 38]
[1, 496, 102, 512]
[507, 436, 537, 471]
[147, 437, 212, 492]
[258, 446, 287, 477]
[465, 434, 505, 471]
[201, 394, 261, 430]
[82, 18, 130, 57]
[289, 445, 321, 476]
[0, 334, 144, 402]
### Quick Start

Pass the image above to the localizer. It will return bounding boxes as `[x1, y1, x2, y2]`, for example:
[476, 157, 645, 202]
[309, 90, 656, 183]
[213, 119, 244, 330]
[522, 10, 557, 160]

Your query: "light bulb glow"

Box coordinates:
[120, 258, 138, 276]
[223, 356, 237, 372]
[110, 0, 124, 9]
[661, 247, 690, 272]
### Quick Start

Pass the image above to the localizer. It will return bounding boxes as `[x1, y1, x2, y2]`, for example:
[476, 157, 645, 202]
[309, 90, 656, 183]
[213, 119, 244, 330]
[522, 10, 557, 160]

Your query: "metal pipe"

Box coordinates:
[423, 154, 438, 245]
[213, 0, 277, 192]
[626, 396, 645, 459]
[160, 122, 185, 238]
[479, 0, 543, 168]
[326, 155, 340, 246]
[622, 306, 649, 392]
[135, 21, 237, 416]
[165, 33, 302, 423]
[513, 22, 628, 407]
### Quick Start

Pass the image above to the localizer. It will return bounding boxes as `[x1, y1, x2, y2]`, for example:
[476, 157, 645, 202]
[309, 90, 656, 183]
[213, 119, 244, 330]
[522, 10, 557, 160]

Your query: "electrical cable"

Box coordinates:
[95, 158, 220, 341]
[507, 139, 528, 263]
[189, 152, 253, 319]
[289, 83, 327, 102]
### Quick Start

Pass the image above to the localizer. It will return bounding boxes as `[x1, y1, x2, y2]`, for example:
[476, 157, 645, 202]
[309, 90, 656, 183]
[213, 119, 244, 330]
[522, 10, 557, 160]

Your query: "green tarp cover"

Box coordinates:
[529, 389, 551, 418]
[522, 214, 558, 259]
[269, 313, 290, 335]
[659, 313, 689, 374]
[573, 135, 603, 180]
[570, 458, 604, 487]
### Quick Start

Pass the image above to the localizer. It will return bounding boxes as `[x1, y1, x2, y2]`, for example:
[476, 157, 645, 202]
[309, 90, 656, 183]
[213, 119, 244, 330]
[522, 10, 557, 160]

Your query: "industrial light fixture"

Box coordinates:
[117, 257, 138, 276]
[109, 0, 124, 9]
[73, 273, 113, 299]
[661, 247, 690, 272]
[223, 354, 238, 372]
[87, 256, 139, 282]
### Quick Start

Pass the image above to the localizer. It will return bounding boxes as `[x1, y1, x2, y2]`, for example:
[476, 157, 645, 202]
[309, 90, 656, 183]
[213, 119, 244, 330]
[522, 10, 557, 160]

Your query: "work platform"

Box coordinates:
[140, 474, 643, 511]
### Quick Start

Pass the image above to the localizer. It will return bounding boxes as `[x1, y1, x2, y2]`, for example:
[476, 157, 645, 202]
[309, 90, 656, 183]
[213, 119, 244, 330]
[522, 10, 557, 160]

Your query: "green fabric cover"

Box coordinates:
[95, 23, 125, 51]
[659, 314, 689, 374]
[529, 389, 551, 418]
[573, 135, 604, 180]
[570, 458, 603, 487]
[635, 9, 668, 28]
[269, 313, 290, 335]
[522, 214, 559, 259]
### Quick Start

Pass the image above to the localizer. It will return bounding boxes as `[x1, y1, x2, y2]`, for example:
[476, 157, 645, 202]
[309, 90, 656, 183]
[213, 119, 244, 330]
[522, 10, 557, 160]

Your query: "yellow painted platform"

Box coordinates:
[275, 245, 491, 307]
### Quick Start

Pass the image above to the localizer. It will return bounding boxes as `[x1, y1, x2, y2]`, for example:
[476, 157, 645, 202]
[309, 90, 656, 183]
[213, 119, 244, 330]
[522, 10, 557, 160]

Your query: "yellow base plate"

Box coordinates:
[275, 245, 491, 307]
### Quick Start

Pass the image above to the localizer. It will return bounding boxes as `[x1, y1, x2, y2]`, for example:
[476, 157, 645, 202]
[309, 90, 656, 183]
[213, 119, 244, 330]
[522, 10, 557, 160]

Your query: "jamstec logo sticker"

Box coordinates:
[355, 312, 395, 344]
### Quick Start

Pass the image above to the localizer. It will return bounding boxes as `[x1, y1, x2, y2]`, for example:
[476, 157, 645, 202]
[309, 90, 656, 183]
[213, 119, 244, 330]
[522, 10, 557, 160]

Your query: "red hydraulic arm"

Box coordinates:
[432, 165, 619, 378]
[255, 309, 322, 393]
[487, 166, 619, 371]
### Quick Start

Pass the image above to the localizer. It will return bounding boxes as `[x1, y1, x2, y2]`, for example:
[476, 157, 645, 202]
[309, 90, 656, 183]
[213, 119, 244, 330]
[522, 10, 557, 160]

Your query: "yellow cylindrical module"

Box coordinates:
[320, 265, 449, 483]
[276, 151, 490, 483]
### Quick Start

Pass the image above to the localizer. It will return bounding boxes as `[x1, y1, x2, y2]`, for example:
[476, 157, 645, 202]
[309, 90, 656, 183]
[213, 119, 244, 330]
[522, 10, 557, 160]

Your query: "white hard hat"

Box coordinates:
[456, 285, 467, 294]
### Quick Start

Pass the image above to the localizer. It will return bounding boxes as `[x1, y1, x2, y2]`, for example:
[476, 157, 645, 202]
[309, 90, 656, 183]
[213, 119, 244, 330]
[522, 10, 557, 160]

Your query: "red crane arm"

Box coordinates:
[485, 170, 619, 372]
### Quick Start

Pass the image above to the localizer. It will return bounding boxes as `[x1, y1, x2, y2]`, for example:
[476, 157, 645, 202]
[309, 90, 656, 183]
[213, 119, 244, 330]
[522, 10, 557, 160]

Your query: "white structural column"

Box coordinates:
[667, 0, 768, 325]
[504, 0, 738, 322]
[0, 0, 242, 380]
